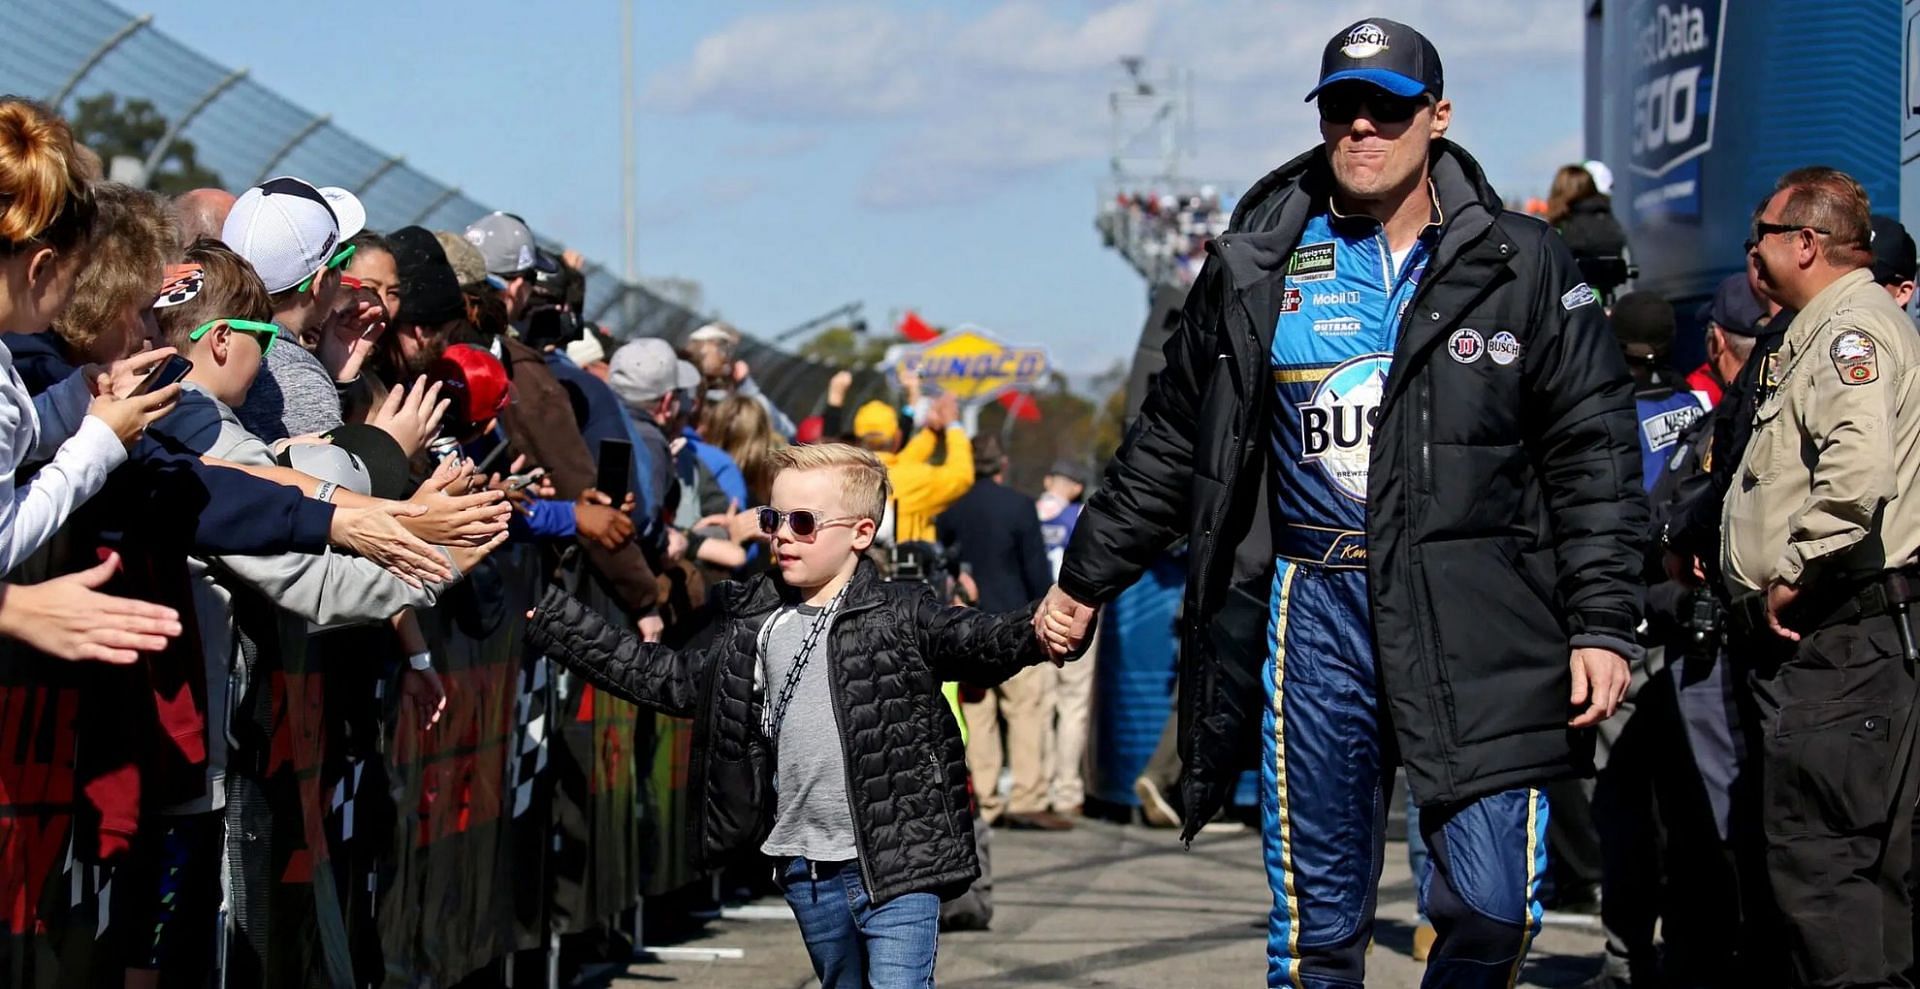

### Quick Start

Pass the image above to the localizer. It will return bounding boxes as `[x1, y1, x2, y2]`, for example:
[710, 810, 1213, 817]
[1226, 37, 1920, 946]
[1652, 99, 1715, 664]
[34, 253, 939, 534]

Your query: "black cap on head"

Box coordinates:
[320, 423, 413, 501]
[1695, 273, 1766, 337]
[1048, 459, 1090, 486]
[1305, 18, 1444, 102]
[387, 225, 465, 327]
[1611, 291, 1676, 358]
[1871, 213, 1918, 286]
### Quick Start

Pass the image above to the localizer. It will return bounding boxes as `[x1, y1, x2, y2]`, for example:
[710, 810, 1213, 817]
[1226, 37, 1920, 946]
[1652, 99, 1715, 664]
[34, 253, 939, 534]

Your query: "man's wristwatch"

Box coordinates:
[407, 651, 433, 672]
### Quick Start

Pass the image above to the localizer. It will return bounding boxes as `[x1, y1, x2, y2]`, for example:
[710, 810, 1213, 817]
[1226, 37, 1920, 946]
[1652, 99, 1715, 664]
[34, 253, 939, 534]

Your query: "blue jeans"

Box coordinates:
[780, 857, 940, 988]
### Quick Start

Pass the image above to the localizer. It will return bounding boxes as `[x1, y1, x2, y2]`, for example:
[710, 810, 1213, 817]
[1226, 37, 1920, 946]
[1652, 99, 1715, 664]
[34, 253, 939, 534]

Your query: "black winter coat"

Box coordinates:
[1556, 195, 1631, 261]
[1058, 141, 1647, 835]
[524, 560, 1052, 905]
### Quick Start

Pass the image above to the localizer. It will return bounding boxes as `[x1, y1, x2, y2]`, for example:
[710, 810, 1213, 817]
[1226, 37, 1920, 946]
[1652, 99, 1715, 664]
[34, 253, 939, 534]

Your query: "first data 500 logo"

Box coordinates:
[1628, 0, 1725, 177]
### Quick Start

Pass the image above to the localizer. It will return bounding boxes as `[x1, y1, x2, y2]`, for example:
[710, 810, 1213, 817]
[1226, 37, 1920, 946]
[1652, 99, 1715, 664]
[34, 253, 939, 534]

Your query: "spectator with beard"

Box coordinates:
[382, 226, 468, 382]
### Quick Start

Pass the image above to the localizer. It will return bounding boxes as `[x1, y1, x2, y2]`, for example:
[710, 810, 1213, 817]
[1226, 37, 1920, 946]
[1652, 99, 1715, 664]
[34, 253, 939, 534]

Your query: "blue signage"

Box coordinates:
[1626, 1, 1726, 221]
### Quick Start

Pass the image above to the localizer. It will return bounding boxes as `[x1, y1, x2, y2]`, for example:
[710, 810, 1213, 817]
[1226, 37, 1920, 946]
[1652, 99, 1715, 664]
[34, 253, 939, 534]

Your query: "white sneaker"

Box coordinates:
[1134, 777, 1182, 829]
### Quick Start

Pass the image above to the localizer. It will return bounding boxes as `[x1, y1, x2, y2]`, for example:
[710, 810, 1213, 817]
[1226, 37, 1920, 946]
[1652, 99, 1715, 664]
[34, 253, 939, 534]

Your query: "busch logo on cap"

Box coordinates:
[1341, 22, 1390, 59]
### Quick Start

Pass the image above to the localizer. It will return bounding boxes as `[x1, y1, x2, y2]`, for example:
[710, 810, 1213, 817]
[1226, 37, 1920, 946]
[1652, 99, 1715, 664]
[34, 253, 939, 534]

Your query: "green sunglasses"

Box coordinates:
[294, 243, 359, 294]
[188, 318, 280, 356]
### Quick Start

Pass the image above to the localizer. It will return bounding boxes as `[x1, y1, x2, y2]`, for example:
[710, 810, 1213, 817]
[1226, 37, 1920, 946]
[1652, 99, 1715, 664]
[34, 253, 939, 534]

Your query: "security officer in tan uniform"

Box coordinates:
[1722, 166, 1920, 987]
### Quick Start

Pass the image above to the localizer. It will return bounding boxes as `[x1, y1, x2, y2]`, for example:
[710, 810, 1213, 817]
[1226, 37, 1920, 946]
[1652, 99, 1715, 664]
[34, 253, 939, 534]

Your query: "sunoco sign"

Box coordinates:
[894, 326, 1049, 405]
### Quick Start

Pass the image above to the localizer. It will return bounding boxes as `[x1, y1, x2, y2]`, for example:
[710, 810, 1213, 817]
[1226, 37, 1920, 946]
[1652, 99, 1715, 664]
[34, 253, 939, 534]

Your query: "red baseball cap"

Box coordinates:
[429, 344, 512, 433]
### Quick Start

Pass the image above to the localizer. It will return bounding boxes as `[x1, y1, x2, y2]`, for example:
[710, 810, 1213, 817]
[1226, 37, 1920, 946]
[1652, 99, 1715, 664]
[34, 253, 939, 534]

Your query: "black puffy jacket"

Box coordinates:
[1058, 141, 1647, 835]
[525, 560, 1050, 905]
[1556, 195, 1631, 262]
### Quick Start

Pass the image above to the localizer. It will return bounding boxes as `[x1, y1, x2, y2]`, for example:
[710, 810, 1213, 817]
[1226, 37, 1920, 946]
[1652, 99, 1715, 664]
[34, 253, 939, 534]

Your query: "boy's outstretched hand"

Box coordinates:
[1035, 583, 1097, 666]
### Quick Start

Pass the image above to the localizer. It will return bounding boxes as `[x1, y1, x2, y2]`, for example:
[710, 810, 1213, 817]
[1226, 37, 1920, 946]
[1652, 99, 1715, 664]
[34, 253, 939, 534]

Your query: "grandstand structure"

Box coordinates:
[1093, 58, 1228, 290]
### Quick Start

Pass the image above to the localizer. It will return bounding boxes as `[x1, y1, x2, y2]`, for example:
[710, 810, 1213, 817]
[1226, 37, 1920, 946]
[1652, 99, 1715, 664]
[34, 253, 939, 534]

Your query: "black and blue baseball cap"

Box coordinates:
[1304, 18, 1444, 101]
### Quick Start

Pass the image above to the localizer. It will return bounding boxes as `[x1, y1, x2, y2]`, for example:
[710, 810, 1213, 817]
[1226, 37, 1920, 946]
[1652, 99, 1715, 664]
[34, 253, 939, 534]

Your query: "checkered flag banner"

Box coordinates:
[509, 657, 551, 819]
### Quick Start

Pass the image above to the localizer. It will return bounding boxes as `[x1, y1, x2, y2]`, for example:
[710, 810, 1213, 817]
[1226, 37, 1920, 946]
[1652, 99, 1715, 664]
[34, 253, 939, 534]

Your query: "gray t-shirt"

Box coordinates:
[235, 326, 343, 442]
[757, 603, 858, 862]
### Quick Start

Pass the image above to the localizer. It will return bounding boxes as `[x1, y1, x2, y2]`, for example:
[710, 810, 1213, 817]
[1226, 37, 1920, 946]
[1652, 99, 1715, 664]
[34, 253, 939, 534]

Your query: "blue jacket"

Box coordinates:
[5, 333, 334, 555]
[682, 427, 749, 509]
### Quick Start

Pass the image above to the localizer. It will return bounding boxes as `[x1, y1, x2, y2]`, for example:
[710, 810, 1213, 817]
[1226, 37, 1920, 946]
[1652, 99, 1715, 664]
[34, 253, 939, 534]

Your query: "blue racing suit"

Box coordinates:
[1263, 209, 1548, 988]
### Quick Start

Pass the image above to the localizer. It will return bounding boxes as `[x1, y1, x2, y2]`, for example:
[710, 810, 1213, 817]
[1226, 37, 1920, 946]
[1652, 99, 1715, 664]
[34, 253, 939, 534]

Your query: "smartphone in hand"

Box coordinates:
[132, 354, 194, 396]
[596, 438, 632, 504]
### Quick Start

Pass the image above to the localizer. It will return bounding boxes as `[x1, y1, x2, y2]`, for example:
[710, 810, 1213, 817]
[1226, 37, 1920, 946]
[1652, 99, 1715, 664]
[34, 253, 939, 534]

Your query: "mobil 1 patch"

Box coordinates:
[1286, 242, 1337, 283]
[1831, 330, 1879, 385]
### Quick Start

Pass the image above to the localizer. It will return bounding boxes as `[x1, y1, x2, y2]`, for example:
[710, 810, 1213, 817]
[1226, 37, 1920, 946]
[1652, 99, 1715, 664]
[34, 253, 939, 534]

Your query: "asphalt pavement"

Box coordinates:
[605, 817, 1607, 988]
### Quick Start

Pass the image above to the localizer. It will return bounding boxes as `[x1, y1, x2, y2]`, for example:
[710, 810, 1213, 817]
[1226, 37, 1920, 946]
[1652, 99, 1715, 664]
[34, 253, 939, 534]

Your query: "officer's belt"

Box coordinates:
[1274, 524, 1367, 570]
[1727, 566, 1920, 638]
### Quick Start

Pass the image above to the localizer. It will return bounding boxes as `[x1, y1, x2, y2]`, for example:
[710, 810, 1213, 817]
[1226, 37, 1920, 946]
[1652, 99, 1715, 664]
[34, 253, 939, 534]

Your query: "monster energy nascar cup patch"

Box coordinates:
[1287, 242, 1337, 283]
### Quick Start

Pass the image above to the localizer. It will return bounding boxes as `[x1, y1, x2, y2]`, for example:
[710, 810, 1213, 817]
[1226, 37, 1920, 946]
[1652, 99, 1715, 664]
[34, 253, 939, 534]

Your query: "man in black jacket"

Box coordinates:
[937, 435, 1064, 829]
[1035, 18, 1645, 988]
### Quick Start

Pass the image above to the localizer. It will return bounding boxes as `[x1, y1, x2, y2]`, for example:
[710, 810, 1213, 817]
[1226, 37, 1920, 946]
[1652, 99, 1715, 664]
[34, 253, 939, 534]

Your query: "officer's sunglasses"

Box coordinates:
[188, 318, 280, 356]
[756, 507, 861, 538]
[1745, 220, 1833, 253]
[1317, 86, 1429, 126]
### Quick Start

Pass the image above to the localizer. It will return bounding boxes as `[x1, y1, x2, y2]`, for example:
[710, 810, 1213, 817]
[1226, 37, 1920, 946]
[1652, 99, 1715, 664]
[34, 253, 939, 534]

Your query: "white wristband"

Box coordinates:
[315, 480, 339, 504]
[406, 651, 433, 671]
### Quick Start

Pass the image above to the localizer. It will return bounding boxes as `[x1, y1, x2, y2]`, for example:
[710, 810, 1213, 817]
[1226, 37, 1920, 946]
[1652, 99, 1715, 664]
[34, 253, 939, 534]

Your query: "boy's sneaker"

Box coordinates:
[1134, 777, 1182, 829]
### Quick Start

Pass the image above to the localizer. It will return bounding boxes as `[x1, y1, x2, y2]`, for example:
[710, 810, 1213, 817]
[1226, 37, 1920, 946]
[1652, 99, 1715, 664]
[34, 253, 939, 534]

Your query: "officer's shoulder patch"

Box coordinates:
[1831, 329, 1880, 386]
[1561, 283, 1598, 311]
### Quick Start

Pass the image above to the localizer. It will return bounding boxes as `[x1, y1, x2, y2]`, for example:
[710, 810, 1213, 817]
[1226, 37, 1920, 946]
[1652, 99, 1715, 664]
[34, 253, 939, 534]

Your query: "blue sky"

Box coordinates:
[132, 0, 1585, 376]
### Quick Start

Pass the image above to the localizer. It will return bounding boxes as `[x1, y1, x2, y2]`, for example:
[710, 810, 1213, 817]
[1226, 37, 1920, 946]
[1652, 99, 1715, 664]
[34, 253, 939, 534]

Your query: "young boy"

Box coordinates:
[527, 443, 1078, 987]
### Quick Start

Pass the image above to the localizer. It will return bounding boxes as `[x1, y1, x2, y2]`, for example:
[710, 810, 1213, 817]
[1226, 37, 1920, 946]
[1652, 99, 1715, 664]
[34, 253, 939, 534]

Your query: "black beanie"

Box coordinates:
[1609, 290, 1675, 359]
[388, 225, 465, 327]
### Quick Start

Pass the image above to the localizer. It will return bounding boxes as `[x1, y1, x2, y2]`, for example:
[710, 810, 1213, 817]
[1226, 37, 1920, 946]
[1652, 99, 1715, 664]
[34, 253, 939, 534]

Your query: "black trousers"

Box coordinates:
[1749, 612, 1920, 988]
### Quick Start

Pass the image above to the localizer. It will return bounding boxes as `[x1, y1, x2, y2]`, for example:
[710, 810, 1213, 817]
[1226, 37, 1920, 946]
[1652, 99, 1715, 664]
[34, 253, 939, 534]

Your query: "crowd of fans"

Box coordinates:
[1095, 186, 1227, 287]
[0, 94, 1100, 983]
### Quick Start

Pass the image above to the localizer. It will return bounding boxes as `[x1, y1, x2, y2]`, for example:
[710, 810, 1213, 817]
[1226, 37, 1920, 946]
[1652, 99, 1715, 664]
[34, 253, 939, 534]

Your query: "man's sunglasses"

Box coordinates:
[295, 243, 359, 294]
[1746, 220, 1834, 253]
[188, 318, 280, 356]
[1317, 87, 1429, 126]
[756, 507, 861, 538]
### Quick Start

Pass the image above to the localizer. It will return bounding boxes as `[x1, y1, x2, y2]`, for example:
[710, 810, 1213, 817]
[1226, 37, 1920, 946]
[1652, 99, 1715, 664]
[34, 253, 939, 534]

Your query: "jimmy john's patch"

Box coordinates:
[1831, 330, 1880, 385]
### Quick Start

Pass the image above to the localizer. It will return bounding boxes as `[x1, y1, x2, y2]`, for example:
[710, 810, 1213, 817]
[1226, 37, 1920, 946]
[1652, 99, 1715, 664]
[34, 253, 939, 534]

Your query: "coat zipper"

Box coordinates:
[824, 601, 879, 887]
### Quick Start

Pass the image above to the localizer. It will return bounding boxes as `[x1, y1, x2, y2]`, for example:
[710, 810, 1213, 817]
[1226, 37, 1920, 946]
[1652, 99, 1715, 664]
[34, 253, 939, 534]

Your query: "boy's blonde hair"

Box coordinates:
[770, 443, 892, 522]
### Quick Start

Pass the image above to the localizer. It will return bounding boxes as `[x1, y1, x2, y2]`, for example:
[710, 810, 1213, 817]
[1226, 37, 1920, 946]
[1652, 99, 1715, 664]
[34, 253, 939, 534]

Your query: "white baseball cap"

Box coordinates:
[221, 176, 366, 294]
[1582, 160, 1615, 197]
